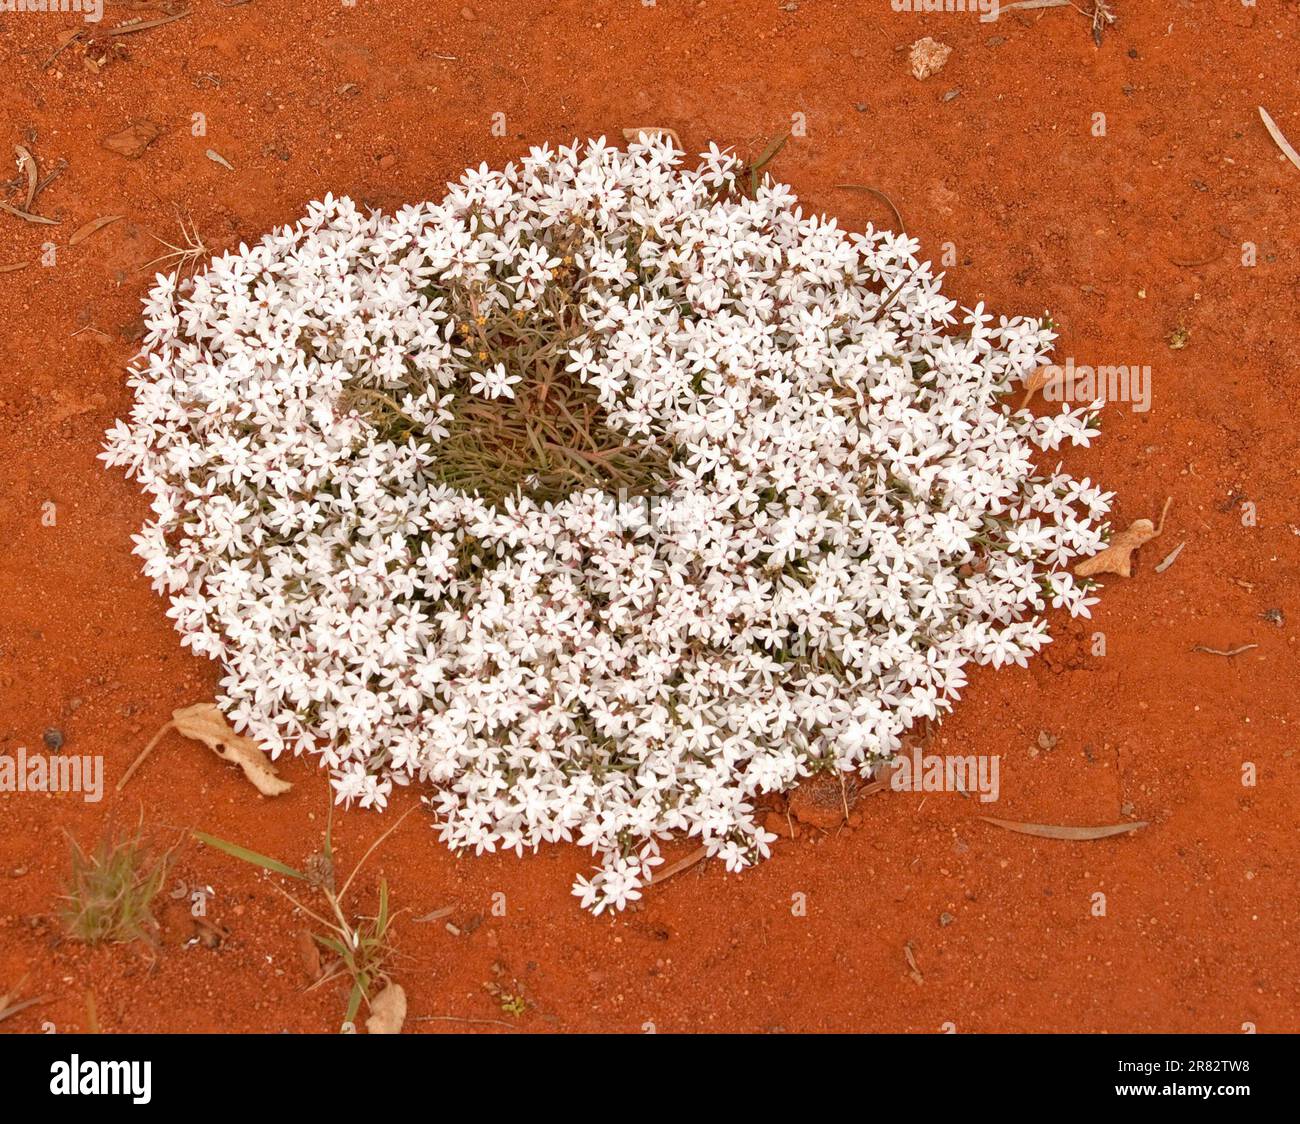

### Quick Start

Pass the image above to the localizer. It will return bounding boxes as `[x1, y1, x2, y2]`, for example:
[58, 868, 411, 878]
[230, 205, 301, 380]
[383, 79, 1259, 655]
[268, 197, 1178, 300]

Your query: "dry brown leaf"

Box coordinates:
[92, 10, 192, 40]
[646, 845, 708, 886]
[0, 992, 49, 1025]
[1074, 497, 1172, 578]
[170, 703, 292, 795]
[117, 702, 291, 794]
[1074, 518, 1157, 577]
[981, 817, 1147, 840]
[1153, 541, 1185, 573]
[1020, 363, 1061, 406]
[365, 982, 407, 1034]
[68, 215, 123, 247]
[621, 126, 682, 151]
[0, 199, 59, 225]
[101, 121, 161, 160]
[296, 928, 322, 980]
[903, 940, 924, 984]
[15, 145, 38, 212]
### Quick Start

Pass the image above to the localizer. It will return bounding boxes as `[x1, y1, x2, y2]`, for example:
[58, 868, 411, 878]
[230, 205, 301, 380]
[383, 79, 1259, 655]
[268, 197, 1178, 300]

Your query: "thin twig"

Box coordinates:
[0, 994, 51, 1024]
[116, 719, 177, 792]
[1192, 644, 1258, 657]
[413, 1014, 518, 1028]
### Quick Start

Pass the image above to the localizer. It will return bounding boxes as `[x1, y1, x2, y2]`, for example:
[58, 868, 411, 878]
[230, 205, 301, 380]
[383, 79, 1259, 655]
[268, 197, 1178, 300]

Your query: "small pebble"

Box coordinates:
[939, 912, 955, 927]
[43, 727, 64, 752]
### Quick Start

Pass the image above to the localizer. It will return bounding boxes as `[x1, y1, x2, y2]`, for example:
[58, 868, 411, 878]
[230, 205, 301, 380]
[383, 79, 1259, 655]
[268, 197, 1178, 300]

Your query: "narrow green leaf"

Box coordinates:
[345, 979, 364, 1024]
[193, 831, 308, 880]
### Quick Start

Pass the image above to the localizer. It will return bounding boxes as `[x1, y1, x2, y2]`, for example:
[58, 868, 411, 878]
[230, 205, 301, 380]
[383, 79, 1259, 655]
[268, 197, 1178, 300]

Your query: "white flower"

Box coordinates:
[469, 363, 522, 400]
[102, 136, 1111, 914]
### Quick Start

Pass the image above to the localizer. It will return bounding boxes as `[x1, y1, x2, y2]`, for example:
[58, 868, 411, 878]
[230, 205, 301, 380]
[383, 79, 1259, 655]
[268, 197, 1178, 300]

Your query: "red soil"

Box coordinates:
[1, 0, 1296, 1033]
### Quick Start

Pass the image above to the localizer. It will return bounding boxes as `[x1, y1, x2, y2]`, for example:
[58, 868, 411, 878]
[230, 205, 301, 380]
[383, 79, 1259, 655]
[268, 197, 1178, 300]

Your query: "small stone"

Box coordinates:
[378, 153, 399, 170]
[1261, 608, 1284, 626]
[43, 727, 65, 752]
[854, 102, 869, 113]
[461, 5, 475, 18]
[939, 911, 955, 927]
[1036, 730, 1058, 751]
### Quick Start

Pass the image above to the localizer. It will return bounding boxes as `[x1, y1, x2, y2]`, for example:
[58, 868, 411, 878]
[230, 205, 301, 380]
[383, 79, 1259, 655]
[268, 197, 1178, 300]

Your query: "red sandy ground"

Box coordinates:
[1, 0, 1297, 1034]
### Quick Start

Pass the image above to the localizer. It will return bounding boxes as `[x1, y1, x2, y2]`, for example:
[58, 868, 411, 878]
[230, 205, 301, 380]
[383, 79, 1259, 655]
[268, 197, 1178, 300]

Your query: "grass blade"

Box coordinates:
[193, 830, 308, 880]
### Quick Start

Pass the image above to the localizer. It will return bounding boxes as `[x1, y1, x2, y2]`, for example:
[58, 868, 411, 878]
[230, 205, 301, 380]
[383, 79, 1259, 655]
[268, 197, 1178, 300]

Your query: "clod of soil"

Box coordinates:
[787, 774, 849, 831]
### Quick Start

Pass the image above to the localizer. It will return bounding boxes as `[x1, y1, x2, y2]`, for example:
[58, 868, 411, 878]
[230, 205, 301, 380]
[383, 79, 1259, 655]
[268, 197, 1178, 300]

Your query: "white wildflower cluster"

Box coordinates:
[103, 137, 1111, 912]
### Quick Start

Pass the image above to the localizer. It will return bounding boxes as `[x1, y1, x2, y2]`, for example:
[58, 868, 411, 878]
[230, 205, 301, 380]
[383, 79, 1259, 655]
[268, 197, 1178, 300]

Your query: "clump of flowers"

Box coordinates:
[104, 137, 1111, 913]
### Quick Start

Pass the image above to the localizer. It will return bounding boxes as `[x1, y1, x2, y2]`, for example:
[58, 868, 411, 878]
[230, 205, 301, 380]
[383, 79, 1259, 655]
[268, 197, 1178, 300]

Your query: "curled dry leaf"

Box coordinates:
[621, 126, 682, 151]
[981, 816, 1147, 840]
[296, 928, 322, 981]
[1020, 362, 1061, 406]
[170, 703, 292, 795]
[646, 845, 708, 886]
[15, 145, 38, 212]
[1074, 496, 1172, 578]
[1074, 517, 1157, 578]
[206, 149, 235, 171]
[1153, 541, 1185, 573]
[1258, 105, 1300, 174]
[0, 199, 59, 225]
[0, 991, 49, 1025]
[365, 982, 407, 1034]
[69, 215, 123, 247]
[117, 702, 291, 795]
[903, 940, 924, 985]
